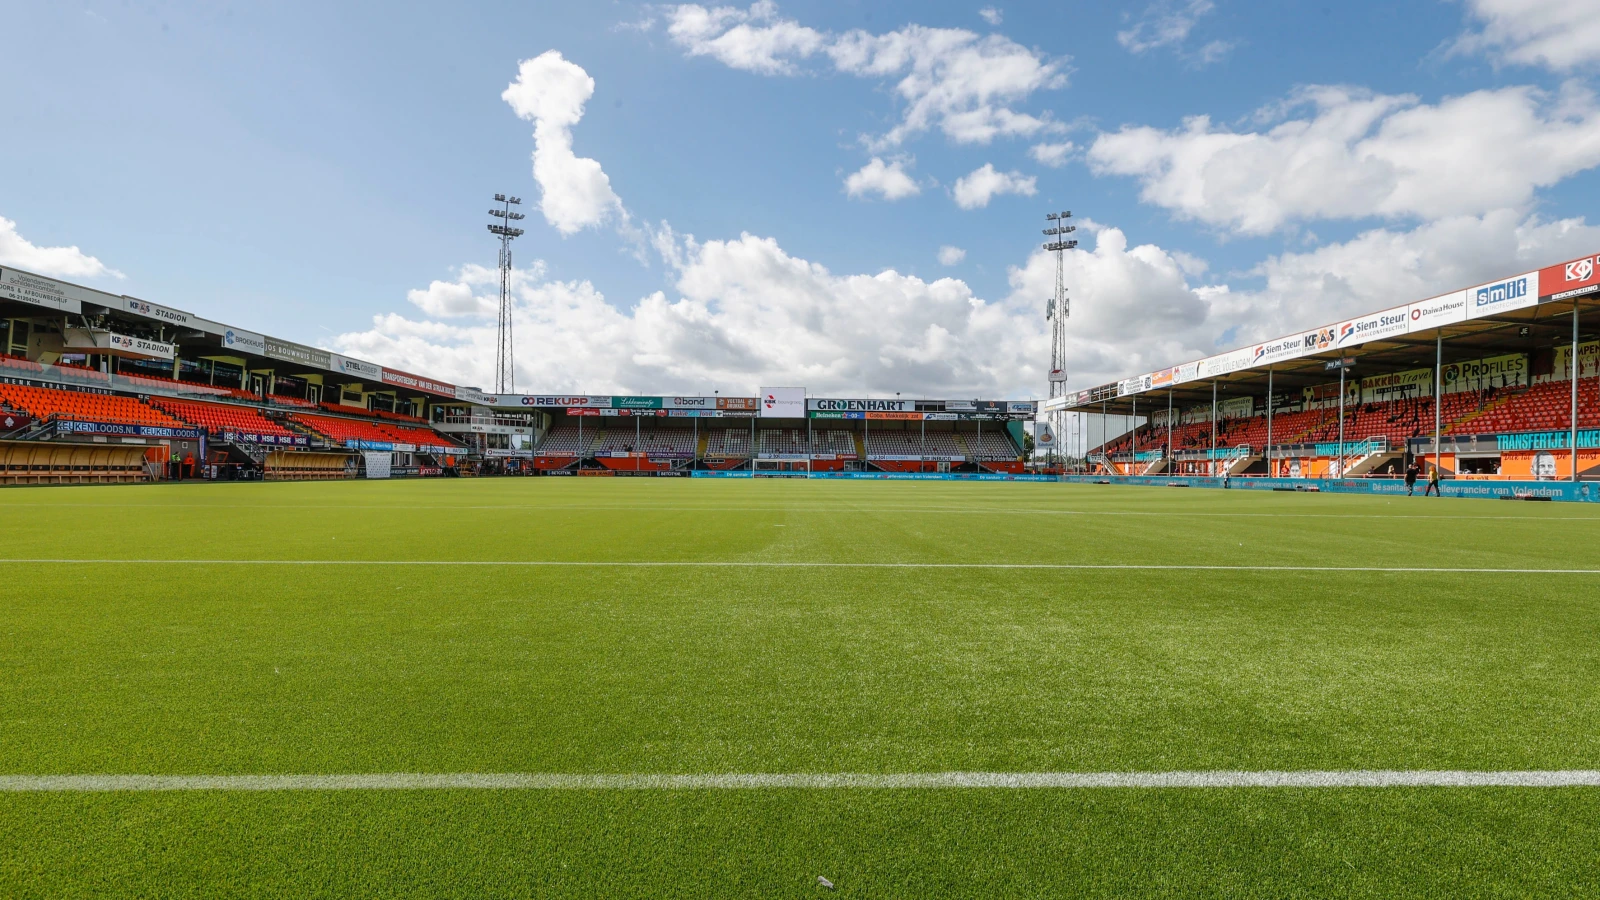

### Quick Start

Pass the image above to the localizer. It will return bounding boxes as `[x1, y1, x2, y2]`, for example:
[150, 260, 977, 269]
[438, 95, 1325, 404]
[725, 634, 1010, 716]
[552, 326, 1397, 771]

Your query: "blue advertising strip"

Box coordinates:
[690, 470, 753, 478]
[56, 420, 202, 439]
[345, 439, 395, 451]
[1059, 474, 1600, 503]
[220, 430, 308, 447]
[809, 472, 1058, 482]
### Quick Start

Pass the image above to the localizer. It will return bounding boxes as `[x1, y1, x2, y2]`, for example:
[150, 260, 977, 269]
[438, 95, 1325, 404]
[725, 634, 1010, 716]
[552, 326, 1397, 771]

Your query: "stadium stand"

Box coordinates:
[0, 383, 186, 428]
[592, 425, 696, 457]
[149, 397, 298, 439]
[535, 424, 597, 455]
[289, 412, 461, 450]
[967, 432, 1020, 459]
[812, 429, 857, 455]
[704, 428, 751, 457]
[865, 432, 963, 457]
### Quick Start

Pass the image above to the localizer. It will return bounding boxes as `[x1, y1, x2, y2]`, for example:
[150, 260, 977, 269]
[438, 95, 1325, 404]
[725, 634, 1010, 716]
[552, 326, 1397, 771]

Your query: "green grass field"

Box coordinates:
[3, 478, 1600, 897]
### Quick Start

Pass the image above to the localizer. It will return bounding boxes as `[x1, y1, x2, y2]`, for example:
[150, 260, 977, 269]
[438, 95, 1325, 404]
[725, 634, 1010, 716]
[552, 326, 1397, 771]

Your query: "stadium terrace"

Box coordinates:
[1047, 251, 1600, 493]
[0, 266, 1036, 483]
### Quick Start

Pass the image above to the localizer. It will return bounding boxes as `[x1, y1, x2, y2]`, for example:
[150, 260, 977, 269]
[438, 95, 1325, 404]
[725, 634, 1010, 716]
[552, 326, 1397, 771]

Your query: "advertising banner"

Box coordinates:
[1334, 305, 1409, 349]
[1118, 375, 1152, 396]
[760, 386, 806, 418]
[664, 396, 715, 409]
[1219, 396, 1254, 419]
[362, 451, 392, 479]
[613, 396, 663, 409]
[1442, 353, 1528, 393]
[530, 396, 611, 408]
[809, 398, 913, 413]
[945, 400, 976, 411]
[1406, 290, 1468, 332]
[1007, 401, 1037, 416]
[1250, 334, 1306, 367]
[717, 397, 759, 410]
[57, 420, 202, 439]
[220, 430, 309, 447]
[1539, 253, 1600, 302]
[866, 411, 923, 420]
[331, 354, 384, 380]
[222, 327, 266, 356]
[1361, 367, 1431, 402]
[1554, 339, 1600, 380]
[1150, 367, 1175, 388]
[62, 328, 176, 360]
[264, 337, 332, 370]
[380, 368, 455, 396]
[1466, 271, 1538, 319]
[119, 296, 225, 335]
[0, 267, 122, 313]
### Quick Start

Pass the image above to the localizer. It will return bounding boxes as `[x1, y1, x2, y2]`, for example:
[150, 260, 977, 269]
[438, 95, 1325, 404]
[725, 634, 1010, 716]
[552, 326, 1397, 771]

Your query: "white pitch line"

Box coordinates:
[0, 559, 1597, 574]
[2, 771, 1598, 792]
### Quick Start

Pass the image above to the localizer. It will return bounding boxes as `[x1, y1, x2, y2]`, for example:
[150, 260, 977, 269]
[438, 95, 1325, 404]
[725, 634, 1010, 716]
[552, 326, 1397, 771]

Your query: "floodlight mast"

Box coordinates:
[487, 194, 525, 394]
[1043, 211, 1077, 468]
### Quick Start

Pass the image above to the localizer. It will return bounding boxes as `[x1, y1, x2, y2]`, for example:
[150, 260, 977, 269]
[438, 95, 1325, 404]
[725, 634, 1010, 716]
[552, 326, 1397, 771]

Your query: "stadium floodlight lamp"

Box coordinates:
[494, 193, 507, 202]
[508, 197, 522, 204]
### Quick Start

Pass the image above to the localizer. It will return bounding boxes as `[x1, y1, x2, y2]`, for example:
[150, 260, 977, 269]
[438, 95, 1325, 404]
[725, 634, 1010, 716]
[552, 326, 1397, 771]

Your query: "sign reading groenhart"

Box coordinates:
[809, 398, 914, 412]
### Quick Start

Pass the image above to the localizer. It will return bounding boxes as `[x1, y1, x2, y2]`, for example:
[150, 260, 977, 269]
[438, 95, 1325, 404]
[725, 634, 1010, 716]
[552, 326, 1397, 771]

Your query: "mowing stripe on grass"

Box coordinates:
[2, 559, 1599, 574]
[4, 771, 1600, 792]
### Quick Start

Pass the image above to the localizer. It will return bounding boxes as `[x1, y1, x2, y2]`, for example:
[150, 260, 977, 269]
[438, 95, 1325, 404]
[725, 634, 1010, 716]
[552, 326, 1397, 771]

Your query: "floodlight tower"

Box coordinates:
[487, 194, 526, 394]
[1043, 211, 1077, 466]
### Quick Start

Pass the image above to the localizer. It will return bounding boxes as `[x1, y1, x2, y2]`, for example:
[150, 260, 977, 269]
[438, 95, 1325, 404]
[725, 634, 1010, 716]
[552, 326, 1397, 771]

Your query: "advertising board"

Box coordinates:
[264, 337, 332, 370]
[760, 387, 806, 418]
[222, 327, 266, 356]
[1334, 305, 1409, 349]
[380, 368, 455, 396]
[1539, 253, 1600, 302]
[119, 296, 225, 334]
[331, 354, 383, 380]
[0, 267, 121, 313]
[1406, 290, 1468, 332]
[63, 328, 176, 360]
[1466, 271, 1538, 319]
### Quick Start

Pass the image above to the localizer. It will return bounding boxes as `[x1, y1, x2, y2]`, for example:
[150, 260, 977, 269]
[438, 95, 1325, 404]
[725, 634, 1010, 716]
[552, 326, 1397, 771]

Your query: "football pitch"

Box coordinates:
[2, 477, 1599, 897]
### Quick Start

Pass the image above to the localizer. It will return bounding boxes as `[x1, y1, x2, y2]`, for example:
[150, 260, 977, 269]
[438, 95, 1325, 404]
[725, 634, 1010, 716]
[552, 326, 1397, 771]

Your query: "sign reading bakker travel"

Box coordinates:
[1539, 253, 1600, 302]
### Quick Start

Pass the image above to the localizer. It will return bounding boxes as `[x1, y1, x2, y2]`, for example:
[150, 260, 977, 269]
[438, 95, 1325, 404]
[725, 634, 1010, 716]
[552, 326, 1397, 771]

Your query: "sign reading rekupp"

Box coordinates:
[760, 386, 805, 418]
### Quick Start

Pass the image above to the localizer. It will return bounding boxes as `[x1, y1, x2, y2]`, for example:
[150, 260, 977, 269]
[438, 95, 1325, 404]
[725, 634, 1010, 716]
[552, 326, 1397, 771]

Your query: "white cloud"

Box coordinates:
[665, 0, 826, 75]
[1211, 209, 1600, 346]
[952, 163, 1037, 209]
[844, 157, 921, 200]
[979, 7, 1003, 26]
[938, 245, 967, 265]
[502, 51, 626, 235]
[0, 216, 122, 280]
[664, 3, 1067, 147]
[1089, 83, 1600, 235]
[1029, 140, 1074, 167]
[1454, 0, 1600, 71]
[1117, 0, 1230, 64]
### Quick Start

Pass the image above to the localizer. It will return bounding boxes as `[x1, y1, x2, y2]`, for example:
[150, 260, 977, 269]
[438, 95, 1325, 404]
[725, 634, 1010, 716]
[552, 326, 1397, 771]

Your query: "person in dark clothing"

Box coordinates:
[1404, 461, 1419, 496]
[1425, 463, 1441, 497]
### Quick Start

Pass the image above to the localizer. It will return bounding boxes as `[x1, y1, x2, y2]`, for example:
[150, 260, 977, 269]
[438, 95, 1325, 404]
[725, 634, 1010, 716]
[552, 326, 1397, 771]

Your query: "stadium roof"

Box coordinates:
[1050, 251, 1600, 417]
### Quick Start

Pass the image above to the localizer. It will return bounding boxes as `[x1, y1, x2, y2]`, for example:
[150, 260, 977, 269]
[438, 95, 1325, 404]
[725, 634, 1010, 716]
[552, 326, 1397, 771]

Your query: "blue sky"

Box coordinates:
[4, 0, 1600, 398]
